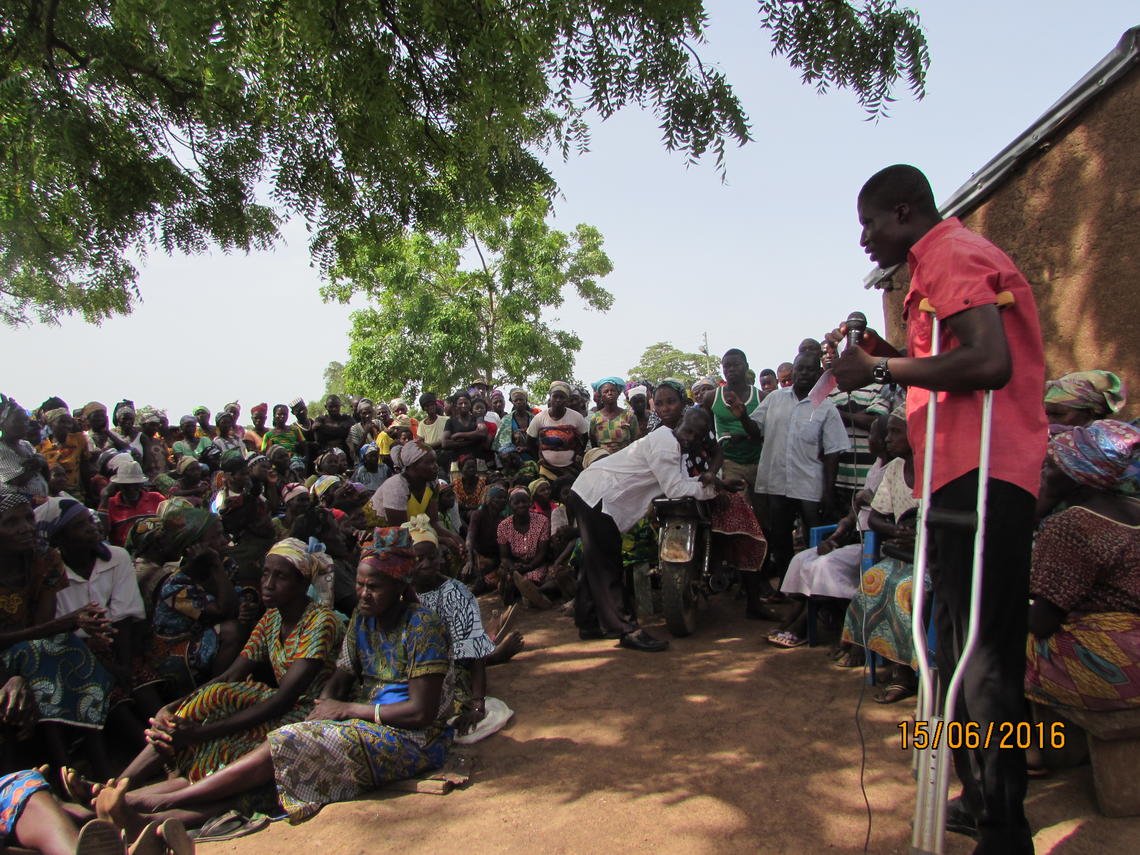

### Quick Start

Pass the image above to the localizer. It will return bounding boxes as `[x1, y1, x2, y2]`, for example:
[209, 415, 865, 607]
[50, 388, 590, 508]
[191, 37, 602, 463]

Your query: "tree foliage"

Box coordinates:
[327, 195, 613, 400]
[0, 1, 928, 324]
[627, 342, 713, 389]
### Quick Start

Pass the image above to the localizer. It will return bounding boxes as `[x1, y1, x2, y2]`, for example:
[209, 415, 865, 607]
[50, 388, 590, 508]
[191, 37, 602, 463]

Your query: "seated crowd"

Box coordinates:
[0, 356, 1136, 852]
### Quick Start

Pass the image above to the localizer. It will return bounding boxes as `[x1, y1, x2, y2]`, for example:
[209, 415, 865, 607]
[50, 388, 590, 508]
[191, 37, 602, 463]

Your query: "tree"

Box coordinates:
[326, 195, 613, 400]
[0, 1, 928, 324]
[627, 342, 711, 389]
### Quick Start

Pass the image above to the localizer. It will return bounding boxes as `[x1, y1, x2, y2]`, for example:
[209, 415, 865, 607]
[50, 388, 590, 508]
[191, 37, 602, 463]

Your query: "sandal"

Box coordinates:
[873, 682, 917, 704]
[75, 819, 124, 855]
[191, 810, 269, 843]
[765, 630, 807, 649]
[833, 649, 866, 668]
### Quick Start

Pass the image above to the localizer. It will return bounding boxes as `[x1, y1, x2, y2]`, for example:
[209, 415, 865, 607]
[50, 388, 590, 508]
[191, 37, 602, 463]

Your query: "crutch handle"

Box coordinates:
[917, 290, 1014, 315]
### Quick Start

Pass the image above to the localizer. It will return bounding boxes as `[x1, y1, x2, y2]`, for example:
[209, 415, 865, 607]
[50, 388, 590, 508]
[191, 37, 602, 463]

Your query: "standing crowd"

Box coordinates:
[0, 165, 1138, 855]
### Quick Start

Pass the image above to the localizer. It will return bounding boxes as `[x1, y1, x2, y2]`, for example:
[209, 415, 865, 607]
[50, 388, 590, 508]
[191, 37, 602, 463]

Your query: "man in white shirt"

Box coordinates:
[568, 408, 740, 652]
[730, 353, 850, 586]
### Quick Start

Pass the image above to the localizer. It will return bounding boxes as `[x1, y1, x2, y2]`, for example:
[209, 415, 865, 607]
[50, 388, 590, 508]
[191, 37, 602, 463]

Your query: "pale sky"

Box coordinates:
[2, 1, 1136, 419]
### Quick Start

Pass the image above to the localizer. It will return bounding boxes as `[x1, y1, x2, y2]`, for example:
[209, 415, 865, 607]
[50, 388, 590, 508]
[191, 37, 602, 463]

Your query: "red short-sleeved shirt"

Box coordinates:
[902, 218, 1047, 498]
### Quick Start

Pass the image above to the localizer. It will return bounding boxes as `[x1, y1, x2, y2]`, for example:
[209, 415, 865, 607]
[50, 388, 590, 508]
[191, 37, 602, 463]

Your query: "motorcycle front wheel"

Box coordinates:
[660, 559, 700, 637]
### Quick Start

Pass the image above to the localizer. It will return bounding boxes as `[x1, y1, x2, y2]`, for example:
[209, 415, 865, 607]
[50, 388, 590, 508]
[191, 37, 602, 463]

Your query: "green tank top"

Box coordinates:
[711, 386, 762, 464]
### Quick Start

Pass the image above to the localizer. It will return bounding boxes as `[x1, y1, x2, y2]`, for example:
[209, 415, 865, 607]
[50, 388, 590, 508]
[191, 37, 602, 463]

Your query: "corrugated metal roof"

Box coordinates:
[864, 25, 1140, 291]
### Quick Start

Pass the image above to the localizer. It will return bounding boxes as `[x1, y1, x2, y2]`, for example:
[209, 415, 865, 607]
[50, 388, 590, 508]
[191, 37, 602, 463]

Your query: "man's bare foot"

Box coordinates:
[489, 630, 525, 665]
[94, 778, 146, 842]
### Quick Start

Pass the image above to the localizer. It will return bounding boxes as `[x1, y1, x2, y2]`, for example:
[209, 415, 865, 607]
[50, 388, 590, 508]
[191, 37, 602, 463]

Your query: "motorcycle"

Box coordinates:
[651, 495, 736, 636]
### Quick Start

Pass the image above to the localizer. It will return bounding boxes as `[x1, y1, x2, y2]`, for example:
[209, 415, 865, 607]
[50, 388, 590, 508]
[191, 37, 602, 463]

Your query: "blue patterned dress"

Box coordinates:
[267, 604, 453, 822]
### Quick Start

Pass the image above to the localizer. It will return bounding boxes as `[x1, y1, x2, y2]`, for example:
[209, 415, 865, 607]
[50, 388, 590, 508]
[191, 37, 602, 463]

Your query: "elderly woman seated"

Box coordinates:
[1025, 420, 1140, 712]
[839, 408, 922, 703]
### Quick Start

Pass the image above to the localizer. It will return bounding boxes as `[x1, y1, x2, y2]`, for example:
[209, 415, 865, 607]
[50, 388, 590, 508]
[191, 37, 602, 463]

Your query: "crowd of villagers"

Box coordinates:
[0, 355, 1137, 853]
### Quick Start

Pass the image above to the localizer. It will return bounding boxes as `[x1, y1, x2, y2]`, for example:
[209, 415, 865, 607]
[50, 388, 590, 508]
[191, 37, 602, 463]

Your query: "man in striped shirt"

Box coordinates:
[826, 383, 889, 512]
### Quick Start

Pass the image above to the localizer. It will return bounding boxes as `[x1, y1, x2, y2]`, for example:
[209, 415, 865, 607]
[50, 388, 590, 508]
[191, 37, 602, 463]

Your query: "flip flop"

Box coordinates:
[833, 649, 866, 668]
[873, 682, 917, 704]
[191, 810, 269, 843]
[60, 765, 90, 804]
[75, 819, 124, 855]
[765, 631, 807, 649]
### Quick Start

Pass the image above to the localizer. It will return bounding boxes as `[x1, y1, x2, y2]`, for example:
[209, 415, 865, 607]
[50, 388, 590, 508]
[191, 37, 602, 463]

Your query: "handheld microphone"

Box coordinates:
[845, 312, 867, 349]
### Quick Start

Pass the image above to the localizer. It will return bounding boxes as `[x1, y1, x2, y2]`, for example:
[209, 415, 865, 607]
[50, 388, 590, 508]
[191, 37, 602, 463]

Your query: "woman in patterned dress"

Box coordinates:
[407, 515, 496, 731]
[73, 538, 341, 801]
[588, 377, 640, 455]
[498, 486, 556, 608]
[118, 530, 453, 825]
[1025, 420, 1140, 711]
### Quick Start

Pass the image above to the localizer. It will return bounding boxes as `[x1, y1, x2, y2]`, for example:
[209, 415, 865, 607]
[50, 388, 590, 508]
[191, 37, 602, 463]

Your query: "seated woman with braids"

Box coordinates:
[62, 538, 342, 825]
[85, 528, 454, 829]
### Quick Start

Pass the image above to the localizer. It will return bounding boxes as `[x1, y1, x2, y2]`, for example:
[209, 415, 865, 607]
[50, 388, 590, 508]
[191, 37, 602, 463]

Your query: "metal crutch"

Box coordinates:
[909, 291, 1014, 854]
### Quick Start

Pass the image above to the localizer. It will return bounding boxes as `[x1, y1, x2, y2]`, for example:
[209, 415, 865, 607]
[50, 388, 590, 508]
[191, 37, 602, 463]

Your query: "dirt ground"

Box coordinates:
[204, 596, 1140, 855]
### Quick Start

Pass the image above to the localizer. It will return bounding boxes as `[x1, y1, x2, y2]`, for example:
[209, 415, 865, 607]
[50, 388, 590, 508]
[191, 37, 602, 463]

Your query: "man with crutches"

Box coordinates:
[831, 165, 1048, 854]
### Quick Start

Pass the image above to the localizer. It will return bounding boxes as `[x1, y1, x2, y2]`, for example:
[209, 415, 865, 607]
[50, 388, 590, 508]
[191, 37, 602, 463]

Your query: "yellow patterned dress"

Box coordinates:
[170, 601, 342, 781]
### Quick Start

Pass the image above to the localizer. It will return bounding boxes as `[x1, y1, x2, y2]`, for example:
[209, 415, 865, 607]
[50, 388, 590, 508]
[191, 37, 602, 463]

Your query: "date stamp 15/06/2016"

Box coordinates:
[899, 720, 1066, 751]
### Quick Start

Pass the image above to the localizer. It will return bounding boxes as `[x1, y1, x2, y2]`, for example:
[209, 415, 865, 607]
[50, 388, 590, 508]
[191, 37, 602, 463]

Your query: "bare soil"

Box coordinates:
[204, 596, 1139, 854]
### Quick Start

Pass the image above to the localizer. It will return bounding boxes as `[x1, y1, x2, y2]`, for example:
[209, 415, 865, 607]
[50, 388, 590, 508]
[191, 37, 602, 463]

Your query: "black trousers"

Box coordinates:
[760, 493, 821, 581]
[566, 492, 637, 636]
[930, 472, 1034, 853]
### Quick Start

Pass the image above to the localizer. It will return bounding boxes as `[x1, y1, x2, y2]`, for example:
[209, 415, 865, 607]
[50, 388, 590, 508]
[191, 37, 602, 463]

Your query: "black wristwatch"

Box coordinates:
[872, 357, 892, 385]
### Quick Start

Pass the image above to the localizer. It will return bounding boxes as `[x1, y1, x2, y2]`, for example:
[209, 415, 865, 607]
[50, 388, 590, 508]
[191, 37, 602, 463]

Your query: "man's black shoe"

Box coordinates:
[945, 796, 979, 840]
[578, 628, 621, 640]
[618, 630, 669, 652]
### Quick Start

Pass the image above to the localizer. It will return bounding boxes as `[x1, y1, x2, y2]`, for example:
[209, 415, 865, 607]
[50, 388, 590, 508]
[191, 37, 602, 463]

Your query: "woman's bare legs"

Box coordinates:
[12, 791, 79, 855]
[130, 743, 274, 813]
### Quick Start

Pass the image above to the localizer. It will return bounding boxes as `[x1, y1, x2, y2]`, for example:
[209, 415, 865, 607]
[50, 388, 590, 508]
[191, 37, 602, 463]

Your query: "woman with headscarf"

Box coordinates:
[389, 399, 419, 439]
[150, 507, 245, 689]
[83, 401, 126, 456]
[464, 485, 508, 592]
[838, 408, 923, 701]
[172, 415, 213, 462]
[37, 408, 90, 500]
[0, 396, 49, 498]
[408, 516, 497, 734]
[499, 487, 556, 609]
[372, 442, 465, 558]
[1025, 420, 1140, 711]
[110, 400, 150, 461]
[212, 411, 245, 459]
[470, 398, 499, 467]
[245, 403, 271, 452]
[352, 442, 390, 491]
[527, 382, 588, 480]
[589, 377, 639, 455]
[115, 529, 453, 826]
[0, 488, 116, 776]
[41, 497, 163, 718]
[76, 538, 343, 807]
[625, 380, 654, 436]
[1043, 370, 1127, 428]
[494, 389, 537, 460]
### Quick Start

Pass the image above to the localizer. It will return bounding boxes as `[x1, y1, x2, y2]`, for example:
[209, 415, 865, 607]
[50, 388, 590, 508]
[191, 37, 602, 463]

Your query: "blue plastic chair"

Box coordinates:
[804, 525, 837, 647]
